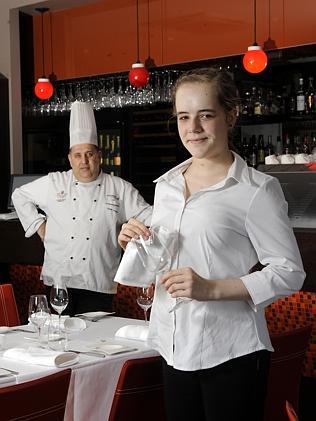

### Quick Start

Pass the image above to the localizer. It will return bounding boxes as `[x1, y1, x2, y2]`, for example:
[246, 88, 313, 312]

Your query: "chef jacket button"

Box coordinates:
[70, 256, 73, 260]
[82, 257, 86, 261]
[73, 198, 76, 201]
[89, 218, 93, 221]
[86, 237, 90, 240]
[75, 182, 78, 186]
[71, 236, 74, 240]
[72, 217, 76, 220]
[94, 199, 97, 202]
[98, 184, 101, 187]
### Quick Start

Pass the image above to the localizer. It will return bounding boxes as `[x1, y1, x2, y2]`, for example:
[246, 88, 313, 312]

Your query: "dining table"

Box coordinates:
[0, 315, 159, 421]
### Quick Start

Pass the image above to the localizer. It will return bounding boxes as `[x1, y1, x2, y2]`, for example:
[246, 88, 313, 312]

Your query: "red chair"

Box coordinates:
[0, 283, 21, 326]
[286, 401, 299, 421]
[264, 325, 312, 421]
[0, 369, 71, 421]
[109, 356, 166, 421]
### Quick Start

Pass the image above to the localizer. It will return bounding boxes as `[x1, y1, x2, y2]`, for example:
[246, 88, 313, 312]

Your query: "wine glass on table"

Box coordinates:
[28, 294, 50, 342]
[136, 284, 155, 323]
[49, 280, 69, 337]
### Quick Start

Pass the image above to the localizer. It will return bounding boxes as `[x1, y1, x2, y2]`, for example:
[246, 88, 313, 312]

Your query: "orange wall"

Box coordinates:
[33, 0, 316, 81]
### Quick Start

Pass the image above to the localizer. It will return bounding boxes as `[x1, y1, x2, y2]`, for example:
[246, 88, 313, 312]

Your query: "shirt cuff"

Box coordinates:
[25, 216, 46, 238]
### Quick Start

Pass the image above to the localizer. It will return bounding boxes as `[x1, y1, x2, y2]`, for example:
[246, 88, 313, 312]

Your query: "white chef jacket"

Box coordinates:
[12, 170, 152, 293]
[147, 152, 305, 371]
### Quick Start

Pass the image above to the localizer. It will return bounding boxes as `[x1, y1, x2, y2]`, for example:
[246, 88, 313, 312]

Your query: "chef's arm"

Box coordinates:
[11, 176, 48, 238]
[37, 221, 46, 242]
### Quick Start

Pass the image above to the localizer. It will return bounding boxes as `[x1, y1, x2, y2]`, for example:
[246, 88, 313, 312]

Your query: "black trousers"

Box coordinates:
[45, 286, 114, 316]
[162, 350, 271, 421]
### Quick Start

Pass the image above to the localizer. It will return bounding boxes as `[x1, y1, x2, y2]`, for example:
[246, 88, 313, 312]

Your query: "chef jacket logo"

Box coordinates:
[56, 191, 67, 202]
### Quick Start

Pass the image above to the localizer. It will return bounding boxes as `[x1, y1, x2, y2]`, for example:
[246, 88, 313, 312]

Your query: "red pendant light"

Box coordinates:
[128, 0, 149, 88]
[34, 8, 54, 100]
[243, 0, 268, 74]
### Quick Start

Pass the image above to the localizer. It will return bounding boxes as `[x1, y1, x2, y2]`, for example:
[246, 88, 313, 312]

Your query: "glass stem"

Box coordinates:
[38, 326, 41, 341]
[144, 309, 148, 323]
[58, 313, 61, 335]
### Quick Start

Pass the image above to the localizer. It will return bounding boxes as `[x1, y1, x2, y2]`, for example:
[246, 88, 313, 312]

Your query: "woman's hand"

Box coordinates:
[118, 218, 151, 250]
[160, 267, 212, 301]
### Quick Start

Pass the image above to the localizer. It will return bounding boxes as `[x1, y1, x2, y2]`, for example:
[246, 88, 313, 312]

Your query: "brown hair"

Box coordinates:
[171, 67, 240, 116]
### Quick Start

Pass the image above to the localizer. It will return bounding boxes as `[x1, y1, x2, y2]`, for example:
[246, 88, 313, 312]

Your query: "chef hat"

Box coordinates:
[69, 101, 98, 148]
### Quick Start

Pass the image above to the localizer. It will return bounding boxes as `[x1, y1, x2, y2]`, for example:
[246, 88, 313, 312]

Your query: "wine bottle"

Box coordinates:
[265, 135, 274, 156]
[296, 78, 305, 115]
[109, 137, 115, 166]
[249, 135, 257, 168]
[98, 134, 104, 166]
[113, 135, 121, 166]
[104, 135, 110, 166]
[275, 135, 283, 156]
[305, 77, 316, 115]
[257, 135, 265, 164]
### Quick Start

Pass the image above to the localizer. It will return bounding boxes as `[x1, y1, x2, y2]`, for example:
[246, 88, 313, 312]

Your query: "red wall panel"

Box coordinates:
[33, 0, 316, 81]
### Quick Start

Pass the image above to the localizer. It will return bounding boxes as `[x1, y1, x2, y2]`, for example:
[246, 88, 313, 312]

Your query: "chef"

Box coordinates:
[12, 101, 152, 315]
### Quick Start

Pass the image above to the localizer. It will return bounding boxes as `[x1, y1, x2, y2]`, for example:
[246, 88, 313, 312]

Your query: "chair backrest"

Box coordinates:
[0, 283, 21, 326]
[109, 356, 166, 421]
[0, 369, 71, 421]
[264, 325, 312, 421]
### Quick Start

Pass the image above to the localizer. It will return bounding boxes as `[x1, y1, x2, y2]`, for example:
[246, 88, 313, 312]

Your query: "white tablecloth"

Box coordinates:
[0, 317, 158, 421]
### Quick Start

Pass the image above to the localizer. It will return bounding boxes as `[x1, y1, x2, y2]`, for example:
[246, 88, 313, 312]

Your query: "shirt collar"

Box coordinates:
[154, 151, 251, 187]
[71, 170, 103, 186]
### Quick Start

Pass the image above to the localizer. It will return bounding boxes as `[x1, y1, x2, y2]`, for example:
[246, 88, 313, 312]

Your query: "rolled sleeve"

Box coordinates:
[242, 177, 305, 309]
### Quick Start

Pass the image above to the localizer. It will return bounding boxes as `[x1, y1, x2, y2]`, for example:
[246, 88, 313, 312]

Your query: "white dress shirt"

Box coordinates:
[12, 170, 152, 293]
[147, 152, 305, 371]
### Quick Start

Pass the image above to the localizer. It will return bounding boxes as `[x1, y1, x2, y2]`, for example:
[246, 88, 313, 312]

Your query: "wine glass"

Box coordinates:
[50, 280, 69, 337]
[136, 284, 155, 323]
[28, 294, 50, 342]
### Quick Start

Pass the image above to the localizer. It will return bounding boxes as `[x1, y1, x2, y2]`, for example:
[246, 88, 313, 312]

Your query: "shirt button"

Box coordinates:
[89, 218, 93, 221]
[73, 198, 77, 201]
[75, 182, 78, 186]
[94, 199, 97, 202]
[86, 237, 90, 240]
[70, 256, 74, 260]
[98, 184, 101, 187]
[71, 236, 74, 240]
[82, 257, 86, 261]
[72, 217, 76, 220]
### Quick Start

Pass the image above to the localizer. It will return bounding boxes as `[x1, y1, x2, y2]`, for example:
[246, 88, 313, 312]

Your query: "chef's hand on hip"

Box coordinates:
[118, 218, 150, 250]
[37, 221, 46, 242]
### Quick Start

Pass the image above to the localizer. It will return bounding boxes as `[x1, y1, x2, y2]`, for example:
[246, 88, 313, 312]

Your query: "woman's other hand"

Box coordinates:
[118, 218, 151, 250]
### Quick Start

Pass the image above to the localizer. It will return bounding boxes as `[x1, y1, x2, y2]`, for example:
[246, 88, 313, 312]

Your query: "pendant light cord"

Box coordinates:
[49, 12, 54, 75]
[41, 11, 45, 76]
[253, 0, 257, 45]
[136, 0, 140, 62]
[147, 0, 151, 57]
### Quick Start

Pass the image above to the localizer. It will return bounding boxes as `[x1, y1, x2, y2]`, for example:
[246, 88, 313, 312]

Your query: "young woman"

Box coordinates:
[118, 68, 305, 421]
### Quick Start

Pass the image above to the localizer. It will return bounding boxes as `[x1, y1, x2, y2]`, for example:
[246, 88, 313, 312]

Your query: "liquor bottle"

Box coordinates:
[293, 136, 302, 155]
[296, 78, 305, 115]
[241, 136, 249, 164]
[283, 134, 292, 154]
[275, 135, 283, 156]
[302, 135, 311, 154]
[104, 135, 110, 166]
[305, 77, 316, 115]
[254, 88, 263, 116]
[241, 90, 252, 117]
[248, 135, 257, 168]
[109, 137, 115, 166]
[257, 135, 265, 164]
[113, 135, 121, 166]
[311, 132, 316, 155]
[265, 135, 274, 156]
[98, 134, 104, 166]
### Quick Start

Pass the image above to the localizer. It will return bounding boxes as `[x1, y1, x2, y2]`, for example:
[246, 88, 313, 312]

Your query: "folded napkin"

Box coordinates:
[115, 325, 149, 341]
[3, 347, 79, 368]
[93, 342, 137, 355]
